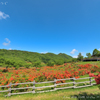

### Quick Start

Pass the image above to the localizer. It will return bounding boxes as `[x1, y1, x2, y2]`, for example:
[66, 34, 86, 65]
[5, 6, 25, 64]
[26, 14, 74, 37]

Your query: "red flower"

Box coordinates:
[89, 73, 94, 77]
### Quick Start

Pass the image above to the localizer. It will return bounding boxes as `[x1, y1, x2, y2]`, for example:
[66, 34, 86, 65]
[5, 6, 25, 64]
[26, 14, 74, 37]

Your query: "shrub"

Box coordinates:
[25, 63, 31, 68]
[33, 60, 41, 67]
[8, 65, 12, 68]
[15, 65, 20, 69]
[47, 60, 55, 66]
[0, 63, 3, 66]
[55, 59, 64, 65]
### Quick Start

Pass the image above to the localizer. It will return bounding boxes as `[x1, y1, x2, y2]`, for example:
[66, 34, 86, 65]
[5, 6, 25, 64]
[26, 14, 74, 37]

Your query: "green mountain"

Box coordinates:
[0, 49, 72, 68]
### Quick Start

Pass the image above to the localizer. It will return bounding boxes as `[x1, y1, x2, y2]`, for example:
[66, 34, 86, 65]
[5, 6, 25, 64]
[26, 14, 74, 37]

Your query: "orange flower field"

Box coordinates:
[0, 63, 99, 87]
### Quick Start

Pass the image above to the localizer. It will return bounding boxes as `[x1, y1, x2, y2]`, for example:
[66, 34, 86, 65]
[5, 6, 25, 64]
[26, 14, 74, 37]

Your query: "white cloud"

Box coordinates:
[70, 49, 78, 54]
[8, 48, 12, 50]
[0, 11, 9, 19]
[5, 2, 8, 5]
[1, 2, 8, 5]
[1, 2, 3, 5]
[73, 56, 78, 58]
[98, 48, 100, 51]
[3, 38, 11, 46]
[81, 52, 84, 56]
[41, 52, 48, 54]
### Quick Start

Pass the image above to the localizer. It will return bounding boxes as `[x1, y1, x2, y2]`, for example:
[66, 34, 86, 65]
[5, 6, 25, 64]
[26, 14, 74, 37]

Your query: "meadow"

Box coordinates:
[0, 61, 100, 100]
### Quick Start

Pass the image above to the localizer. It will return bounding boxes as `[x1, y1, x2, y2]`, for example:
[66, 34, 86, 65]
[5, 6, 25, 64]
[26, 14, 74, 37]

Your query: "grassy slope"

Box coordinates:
[0, 61, 100, 100]
[0, 49, 72, 67]
[76, 61, 100, 65]
[0, 85, 99, 100]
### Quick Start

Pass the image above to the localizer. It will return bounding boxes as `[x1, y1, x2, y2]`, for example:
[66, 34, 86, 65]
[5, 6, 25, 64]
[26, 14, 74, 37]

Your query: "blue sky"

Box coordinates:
[0, 0, 100, 58]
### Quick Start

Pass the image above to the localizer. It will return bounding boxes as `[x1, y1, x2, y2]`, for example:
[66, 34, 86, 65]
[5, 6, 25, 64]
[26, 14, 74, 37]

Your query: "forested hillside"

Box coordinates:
[0, 49, 72, 68]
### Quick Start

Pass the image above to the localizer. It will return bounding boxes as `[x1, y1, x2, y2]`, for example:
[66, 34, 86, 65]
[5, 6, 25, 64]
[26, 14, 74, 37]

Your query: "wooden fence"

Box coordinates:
[0, 77, 96, 97]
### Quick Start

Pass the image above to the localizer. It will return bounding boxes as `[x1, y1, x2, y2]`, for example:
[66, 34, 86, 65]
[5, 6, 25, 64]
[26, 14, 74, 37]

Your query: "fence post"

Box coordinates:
[32, 80, 35, 93]
[54, 79, 56, 91]
[8, 82, 12, 97]
[73, 77, 75, 89]
[89, 77, 92, 85]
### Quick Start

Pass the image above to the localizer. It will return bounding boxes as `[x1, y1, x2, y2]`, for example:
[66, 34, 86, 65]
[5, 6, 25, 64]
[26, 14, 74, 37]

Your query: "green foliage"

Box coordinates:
[0, 57, 5, 63]
[77, 53, 83, 61]
[47, 60, 55, 66]
[33, 60, 41, 67]
[55, 59, 64, 65]
[8, 65, 12, 68]
[25, 63, 32, 68]
[2, 64, 8, 67]
[15, 65, 20, 69]
[58, 53, 72, 59]
[92, 49, 100, 57]
[0, 49, 72, 68]
[0, 63, 3, 66]
[72, 58, 77, 62]
[86, 53, 91, 58]
[97, 84, 100, 90]
[64, 59, 72, 63]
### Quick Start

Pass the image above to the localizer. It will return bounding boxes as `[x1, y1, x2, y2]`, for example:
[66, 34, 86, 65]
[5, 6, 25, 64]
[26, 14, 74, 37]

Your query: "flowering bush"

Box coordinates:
[0, 63, 100, 92]
[89, 73, 100, 89]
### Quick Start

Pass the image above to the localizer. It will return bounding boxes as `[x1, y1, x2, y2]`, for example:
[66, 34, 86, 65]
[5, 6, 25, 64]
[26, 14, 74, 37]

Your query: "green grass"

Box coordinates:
[0, 85, 99, 100]
[75, 61, 100, 65]
[0, 73, 96, 97]
[0, 61, 99, 100]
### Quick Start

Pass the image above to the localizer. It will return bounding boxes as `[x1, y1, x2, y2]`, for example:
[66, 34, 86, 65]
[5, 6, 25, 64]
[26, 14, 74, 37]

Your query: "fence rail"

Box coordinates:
[0, 77, 96, 97]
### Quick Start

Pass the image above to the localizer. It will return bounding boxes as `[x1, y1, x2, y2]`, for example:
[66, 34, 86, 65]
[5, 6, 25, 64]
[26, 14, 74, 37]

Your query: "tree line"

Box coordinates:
[76, 49, 100, 61]
[0, 49, 73, 68]
[86, 49, 100, 58]
[0, 48, 98, 68]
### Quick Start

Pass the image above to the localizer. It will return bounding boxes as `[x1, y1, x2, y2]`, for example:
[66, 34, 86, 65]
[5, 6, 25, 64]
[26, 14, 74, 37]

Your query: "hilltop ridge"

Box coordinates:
[0, 49, 72, 68]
